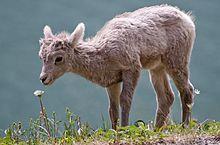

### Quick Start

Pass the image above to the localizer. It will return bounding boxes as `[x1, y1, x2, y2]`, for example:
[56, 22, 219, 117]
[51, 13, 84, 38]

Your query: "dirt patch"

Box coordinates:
[144, 135, 220, 145]
[106, 135, 220, 145]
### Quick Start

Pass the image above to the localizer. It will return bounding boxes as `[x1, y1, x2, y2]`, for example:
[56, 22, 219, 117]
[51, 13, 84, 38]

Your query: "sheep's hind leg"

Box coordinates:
[106, 83, 121, 129]
[167, 67, 194, 126]
[120, 69, 140, 126]
[150, 67, 174, 128]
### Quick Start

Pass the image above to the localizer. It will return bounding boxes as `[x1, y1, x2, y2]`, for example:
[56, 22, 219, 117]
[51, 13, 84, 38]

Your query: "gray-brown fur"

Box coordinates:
[39, 5, 196, 129]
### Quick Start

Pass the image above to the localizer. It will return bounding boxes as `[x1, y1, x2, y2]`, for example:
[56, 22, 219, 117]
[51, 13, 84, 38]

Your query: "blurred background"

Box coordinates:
[0, 0, 220, 131]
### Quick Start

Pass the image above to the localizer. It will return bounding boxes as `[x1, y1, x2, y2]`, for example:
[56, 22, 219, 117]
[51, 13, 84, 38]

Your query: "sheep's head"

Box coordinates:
[39, 23, 85, 85]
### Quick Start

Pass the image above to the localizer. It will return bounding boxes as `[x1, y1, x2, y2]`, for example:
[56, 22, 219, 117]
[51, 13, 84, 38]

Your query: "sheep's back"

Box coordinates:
[92, 5, 195, 69]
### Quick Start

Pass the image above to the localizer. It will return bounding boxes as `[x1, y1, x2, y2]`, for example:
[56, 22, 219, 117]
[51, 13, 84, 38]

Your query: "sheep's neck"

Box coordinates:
[70, 41, 103, 80]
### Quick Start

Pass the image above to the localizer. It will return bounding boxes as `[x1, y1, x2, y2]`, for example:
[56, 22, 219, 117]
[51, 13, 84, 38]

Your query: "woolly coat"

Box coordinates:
[71, 5, 195, 87]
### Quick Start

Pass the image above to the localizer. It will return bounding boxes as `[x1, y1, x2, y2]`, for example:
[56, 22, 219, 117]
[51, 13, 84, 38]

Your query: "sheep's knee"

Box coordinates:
[180, 83, 194, 108]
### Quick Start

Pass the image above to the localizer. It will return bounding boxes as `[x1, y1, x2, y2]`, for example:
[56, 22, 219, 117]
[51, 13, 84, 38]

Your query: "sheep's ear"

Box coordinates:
[43, 25, 53, 38]
[68, 23, 85, 47]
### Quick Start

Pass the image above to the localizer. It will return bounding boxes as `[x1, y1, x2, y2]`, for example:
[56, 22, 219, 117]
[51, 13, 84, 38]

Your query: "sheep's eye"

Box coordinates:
[55, 41, 62, 48]
[55, 56, 63, 65]
[55, 43, 59, 48]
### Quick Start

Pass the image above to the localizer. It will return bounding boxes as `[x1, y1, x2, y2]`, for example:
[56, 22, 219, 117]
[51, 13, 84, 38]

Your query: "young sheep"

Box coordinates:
[39, 5, 196, 129]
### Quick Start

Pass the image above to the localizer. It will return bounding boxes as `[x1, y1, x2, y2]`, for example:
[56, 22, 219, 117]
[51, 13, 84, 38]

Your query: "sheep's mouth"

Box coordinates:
[40, 72, 64, 86]
[42, 77, 54, 86]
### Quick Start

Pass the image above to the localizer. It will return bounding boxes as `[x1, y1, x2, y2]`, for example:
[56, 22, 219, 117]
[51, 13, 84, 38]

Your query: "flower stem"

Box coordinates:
[39, 97, 51, 137]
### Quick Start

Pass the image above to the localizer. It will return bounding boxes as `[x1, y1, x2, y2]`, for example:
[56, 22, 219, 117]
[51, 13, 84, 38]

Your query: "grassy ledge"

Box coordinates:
[0, 117, 220, 145]
[0, 90, 219, 145]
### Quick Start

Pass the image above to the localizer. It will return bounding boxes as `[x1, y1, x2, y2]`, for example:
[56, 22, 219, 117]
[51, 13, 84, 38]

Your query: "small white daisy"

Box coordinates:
[34, 90, 45, 97]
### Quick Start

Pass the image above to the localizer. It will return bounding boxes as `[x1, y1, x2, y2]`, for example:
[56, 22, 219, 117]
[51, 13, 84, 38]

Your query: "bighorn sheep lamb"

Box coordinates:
[38, 5, 196, 129]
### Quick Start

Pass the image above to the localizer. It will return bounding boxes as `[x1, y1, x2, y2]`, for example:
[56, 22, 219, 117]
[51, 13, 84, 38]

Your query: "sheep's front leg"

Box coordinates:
[120, 69, 140, 126]
[106, 83, 121, 129]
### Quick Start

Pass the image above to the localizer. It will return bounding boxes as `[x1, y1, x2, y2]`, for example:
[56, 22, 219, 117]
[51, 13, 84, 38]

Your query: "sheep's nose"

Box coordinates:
[40, 74, 48, 84]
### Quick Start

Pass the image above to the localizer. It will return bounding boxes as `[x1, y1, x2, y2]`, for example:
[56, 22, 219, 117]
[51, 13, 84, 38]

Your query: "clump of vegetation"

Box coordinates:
[0, 90, 219, 145]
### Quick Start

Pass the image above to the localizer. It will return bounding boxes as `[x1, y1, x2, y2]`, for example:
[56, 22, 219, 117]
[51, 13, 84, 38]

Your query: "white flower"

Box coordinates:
[194, 89, 200, 95]
[34, 90, 45, 97]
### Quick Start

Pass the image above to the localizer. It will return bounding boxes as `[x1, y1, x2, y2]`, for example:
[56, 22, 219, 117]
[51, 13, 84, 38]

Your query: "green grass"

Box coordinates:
[0, 90, 219, 145]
